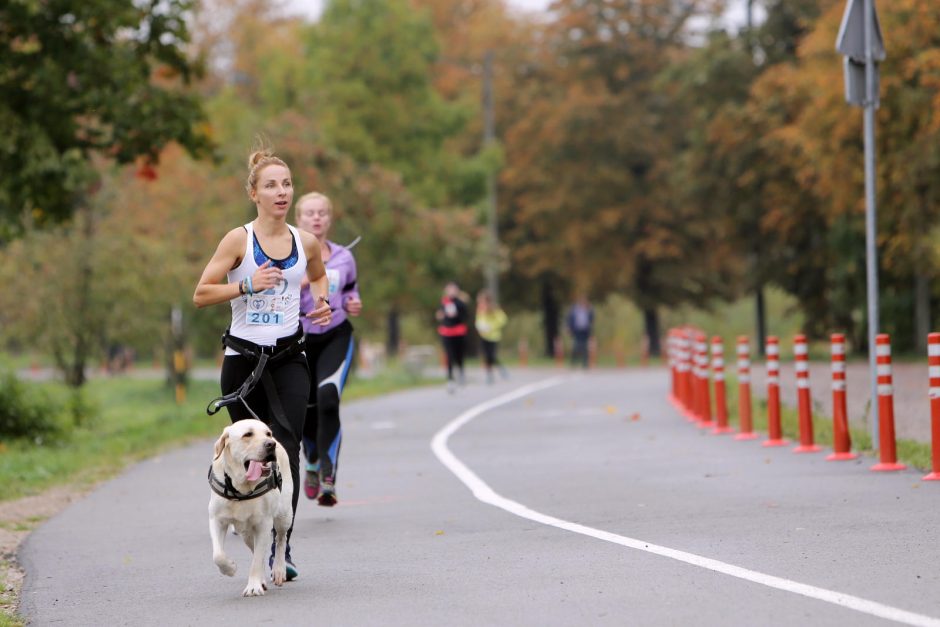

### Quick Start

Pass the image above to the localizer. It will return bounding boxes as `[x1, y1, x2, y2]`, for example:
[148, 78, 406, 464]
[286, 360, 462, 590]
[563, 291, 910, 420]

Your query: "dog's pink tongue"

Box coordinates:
[245, 461, 264, 482]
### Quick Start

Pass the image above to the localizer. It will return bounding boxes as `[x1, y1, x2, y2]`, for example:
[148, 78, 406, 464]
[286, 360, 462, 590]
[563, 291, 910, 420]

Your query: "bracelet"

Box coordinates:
[247, 276, 254, 296]
[238, 279, 246, 295]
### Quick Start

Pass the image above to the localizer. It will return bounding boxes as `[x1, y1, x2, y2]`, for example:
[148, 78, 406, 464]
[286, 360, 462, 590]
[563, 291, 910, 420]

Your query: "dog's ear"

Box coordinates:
[213, 429, 229, 461]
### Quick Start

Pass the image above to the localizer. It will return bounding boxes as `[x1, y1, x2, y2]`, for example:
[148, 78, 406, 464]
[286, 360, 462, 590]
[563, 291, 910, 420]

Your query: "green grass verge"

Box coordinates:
[1, 366, 438, 503]
[696, 373, 932, 471]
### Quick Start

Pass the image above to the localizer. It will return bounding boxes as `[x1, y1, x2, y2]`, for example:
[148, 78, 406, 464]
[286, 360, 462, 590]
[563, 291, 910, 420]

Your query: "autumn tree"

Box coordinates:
[0, 0, 211, 237]
[305, 0, 472, 208]
[0, 156, 232, 385]
[501, 0, 724, 356]
[765, 0, 940, 350]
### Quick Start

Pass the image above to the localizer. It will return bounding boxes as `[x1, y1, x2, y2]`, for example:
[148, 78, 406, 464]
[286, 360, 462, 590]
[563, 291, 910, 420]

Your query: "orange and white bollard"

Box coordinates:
[695, 332, 714, 427]
[762, 336, 789, 447]
[871, 334, 906, 471]
[688, 330, 701, 419]
[670, 331, 678, 400]
[677, 330, 694, 420]
[734, 336, 759, 440]
[710, 337, 733, 434]
[667, 330, 679, 405]
[793, 334, 822, 453]
[827, 334, 857, 461]
[684, 329, 697, 420]
[923, 333, 940, 481]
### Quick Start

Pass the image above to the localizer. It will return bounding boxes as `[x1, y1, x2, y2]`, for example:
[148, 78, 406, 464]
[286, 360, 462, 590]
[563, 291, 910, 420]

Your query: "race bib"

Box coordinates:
[326, 269, 340, 296]
[444, 302, 457, 317]
[245, 280, 290, 326]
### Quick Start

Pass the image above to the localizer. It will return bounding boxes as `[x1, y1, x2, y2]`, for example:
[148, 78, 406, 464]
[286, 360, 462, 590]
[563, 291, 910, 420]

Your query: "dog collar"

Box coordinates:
[207, 463, 282, 501]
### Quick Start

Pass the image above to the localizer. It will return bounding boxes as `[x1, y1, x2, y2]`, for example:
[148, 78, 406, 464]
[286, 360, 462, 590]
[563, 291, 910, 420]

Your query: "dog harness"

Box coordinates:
[207, 463, 283, 501]
[206, 324, 306, 433]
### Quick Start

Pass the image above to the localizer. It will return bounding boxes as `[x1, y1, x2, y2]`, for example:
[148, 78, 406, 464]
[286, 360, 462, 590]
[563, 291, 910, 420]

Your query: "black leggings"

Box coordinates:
[481, 339, 500, 369]
[220, 352, 309, 543]
[303, 320, 354, 480]
[440, 335, 466, 381]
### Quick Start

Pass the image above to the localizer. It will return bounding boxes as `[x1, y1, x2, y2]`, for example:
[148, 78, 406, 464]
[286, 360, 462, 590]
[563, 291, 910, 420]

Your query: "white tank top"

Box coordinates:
[225, 222, 307, 355]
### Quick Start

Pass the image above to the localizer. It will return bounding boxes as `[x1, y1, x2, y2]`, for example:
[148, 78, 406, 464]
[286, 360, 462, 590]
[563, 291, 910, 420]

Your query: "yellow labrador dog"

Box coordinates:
[208, 419, 293, 596]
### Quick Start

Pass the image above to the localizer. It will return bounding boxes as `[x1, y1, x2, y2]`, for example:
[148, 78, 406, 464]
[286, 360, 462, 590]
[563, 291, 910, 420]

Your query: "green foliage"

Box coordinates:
[4, 0, 940, 369]
[0, 366, 433, 502]
[0, 371, 68, 442]
[307, 0, 471, 207]
[0, 0, 211, 235]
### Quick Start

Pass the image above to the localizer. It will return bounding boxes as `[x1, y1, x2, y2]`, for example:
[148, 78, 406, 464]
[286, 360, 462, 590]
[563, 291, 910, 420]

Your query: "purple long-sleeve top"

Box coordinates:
[300, 241, 360, 335]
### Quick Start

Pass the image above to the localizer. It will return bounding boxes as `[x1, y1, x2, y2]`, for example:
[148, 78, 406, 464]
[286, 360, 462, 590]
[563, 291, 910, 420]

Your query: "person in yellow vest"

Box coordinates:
[475, 290, 508, 384]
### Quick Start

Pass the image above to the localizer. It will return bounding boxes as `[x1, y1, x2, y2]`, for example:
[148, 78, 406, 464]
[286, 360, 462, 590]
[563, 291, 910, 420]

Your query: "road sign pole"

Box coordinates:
[863, 109, 879, 450]
[837, 0, 884, 450]
[863, 0, 879, 450]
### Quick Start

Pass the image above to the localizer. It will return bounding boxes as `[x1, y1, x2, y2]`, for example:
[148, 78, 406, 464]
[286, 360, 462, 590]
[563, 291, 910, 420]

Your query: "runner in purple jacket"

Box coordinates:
[295, 192, 362, 507]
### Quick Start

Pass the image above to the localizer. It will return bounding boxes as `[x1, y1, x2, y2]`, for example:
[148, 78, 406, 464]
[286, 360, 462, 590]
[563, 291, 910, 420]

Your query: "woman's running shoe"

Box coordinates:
[304, 461, 320, 499]
[285, 547, 298, 581]
[317, 476, 337, 507]
[304, 468, 320, 500]
[269, 543, 299, 581]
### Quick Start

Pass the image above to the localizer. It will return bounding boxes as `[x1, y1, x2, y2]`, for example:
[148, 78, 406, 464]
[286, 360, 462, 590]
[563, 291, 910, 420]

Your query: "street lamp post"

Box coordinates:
[482, 49, 500, 305]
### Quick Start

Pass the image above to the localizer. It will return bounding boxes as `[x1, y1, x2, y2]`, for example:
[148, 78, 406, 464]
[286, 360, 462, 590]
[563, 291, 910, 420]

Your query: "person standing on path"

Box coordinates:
[436, 281, 469, 393]
[475, 289, 508, 384]
[294, 192, 362, 507]
[194, 146, 332, 581]
[566, 295, 594, 369]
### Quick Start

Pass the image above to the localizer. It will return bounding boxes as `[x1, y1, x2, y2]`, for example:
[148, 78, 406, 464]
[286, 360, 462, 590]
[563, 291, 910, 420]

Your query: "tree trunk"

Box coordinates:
[541, 278, 559, 358]
[755, 285, 766, 357]
[386, 308, 400, 358]
[64, 207, 96, 387]
[915, 273, 930, 353]
[643, 307, 661, 358]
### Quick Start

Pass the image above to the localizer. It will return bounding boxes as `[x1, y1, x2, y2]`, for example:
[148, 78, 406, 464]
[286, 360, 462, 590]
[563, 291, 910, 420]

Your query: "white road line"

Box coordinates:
[430, 378, 940, 627]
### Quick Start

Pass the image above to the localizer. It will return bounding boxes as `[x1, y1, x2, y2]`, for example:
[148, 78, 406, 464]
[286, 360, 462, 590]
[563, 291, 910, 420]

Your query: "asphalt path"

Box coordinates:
[18, 368, 940, 626]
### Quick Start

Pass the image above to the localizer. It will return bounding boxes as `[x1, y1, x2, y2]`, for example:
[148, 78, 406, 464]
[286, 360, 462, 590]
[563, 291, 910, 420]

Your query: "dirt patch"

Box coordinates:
[1, 486, 90, 620]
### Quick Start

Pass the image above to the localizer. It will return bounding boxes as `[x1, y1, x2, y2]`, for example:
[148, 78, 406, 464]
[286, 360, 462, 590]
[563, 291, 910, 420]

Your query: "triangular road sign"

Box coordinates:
[836, 0, 885, 63]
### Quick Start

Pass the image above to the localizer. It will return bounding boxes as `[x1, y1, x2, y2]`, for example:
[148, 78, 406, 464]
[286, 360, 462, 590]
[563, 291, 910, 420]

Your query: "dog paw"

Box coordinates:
[242, 579, 266, 597]
[271, 565, 286, 586]
[215, 556, 237, 577]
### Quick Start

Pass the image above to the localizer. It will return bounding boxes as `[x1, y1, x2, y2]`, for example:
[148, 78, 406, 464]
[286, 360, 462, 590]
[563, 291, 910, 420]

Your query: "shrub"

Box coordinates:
[0, 371, 68, 442]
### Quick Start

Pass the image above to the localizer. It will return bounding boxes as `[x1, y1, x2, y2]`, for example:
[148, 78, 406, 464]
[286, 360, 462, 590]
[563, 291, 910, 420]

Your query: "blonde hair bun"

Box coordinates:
[244, 140, 288, 195]
[247, 148, 275, 170]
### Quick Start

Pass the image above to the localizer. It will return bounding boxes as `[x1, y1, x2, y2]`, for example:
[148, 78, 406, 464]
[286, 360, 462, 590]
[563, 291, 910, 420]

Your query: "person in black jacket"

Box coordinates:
[435, 281, 469, 393]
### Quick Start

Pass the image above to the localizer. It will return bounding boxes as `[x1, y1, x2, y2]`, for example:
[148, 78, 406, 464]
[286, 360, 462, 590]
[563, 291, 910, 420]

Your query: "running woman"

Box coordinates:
[295, 192, 362, 507]
[475, 289, 508, 384]
[436, 281, 469, 393]
[194, 146, 332, 581]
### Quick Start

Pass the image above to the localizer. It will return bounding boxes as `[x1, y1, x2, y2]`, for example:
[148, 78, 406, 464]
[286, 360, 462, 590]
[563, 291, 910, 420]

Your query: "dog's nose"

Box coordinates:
[264, 440, 275, 452]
